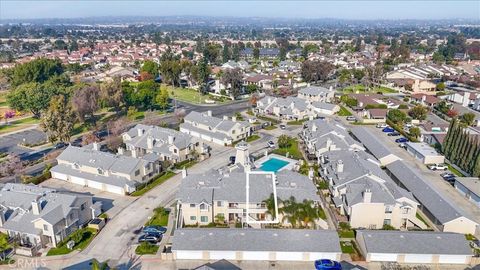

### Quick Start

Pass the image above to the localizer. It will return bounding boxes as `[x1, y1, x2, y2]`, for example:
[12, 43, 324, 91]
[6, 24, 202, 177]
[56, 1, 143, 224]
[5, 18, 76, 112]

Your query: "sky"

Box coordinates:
[0, 1, 479, 20]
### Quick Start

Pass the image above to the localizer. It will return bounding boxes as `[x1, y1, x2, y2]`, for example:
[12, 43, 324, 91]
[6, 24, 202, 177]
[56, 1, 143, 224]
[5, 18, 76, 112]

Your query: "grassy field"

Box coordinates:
[146, 207, 169, 227]
[286, 118, 308, 125]
[338, 229, 355, 238]
[0, 117, 41, 134]
[130, 171, 176, 196]
[342, 84, 397, 94]
[47, 228, 97, 256]
[272, 137, 303, 160]
[337, 106, 353, 116]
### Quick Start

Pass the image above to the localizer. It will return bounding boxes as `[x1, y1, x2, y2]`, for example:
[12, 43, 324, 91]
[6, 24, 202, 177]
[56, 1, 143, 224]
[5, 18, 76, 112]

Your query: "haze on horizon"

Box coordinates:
[0, 0, 479, 21]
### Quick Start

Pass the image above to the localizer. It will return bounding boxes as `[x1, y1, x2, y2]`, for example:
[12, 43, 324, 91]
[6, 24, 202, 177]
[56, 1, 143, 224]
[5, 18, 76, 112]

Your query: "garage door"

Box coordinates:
[209, 251, 236, 260]
[242, 251, 270, 261]
[52, 172, 68, 181]
[276, 252, 303, 261]
[87, 180, 104, 190]
[438, 255, 468, 264]
[105, 184, 125, 195]
[71, 176, 86, 185]
[176, 250, 203, 260]
[309, 252, 338, 261]
[404, 254, 433, 264]
[201, 134, 212, 141]
[369, 253, 398, 262]
[213, 138, 224, 145]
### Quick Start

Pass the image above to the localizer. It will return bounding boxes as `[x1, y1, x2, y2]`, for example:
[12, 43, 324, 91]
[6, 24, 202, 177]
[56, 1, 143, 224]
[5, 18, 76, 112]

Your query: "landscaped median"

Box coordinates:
[130, 171, 176, 196]
[135, 207, 169, 255]
[46, 228, 97, 256]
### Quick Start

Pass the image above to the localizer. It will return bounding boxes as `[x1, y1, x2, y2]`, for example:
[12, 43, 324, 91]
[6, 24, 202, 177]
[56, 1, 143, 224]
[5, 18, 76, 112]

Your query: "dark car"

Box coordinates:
[382, 127, 395, 133]
[138, 234, 162, 244]
[143, 225, 167, 235]
[229, 156, 236, 165]
[395, 137, 408, 143]
[54, 142, 68, 149]
[387, 132, 401, 136]
[314, 259, 342, 270]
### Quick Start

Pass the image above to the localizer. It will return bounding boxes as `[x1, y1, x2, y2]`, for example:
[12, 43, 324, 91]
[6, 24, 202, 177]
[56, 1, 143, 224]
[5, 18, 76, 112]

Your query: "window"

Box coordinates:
[174, 149, 178, 154]
[217, 201, 223, 207]
[402, 207, 410, 214]
[385, 206, 393, 213]
[190, 216, 196, 221]
[135, 169, 140, 176]
[80, 203, 86, 211]
[145, 163, 151, 170]
[383, 219, 391, 225]
[200, 216, 208, 223]
[43, 224, 49, 231]
[232, 130, 236, 134]
[190, 204, 196, 208]
[200, 204, 208, 211]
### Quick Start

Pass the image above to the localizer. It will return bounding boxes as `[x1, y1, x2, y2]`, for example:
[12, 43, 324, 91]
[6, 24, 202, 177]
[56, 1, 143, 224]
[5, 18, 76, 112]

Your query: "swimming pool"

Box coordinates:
[258, 158, 289, 172]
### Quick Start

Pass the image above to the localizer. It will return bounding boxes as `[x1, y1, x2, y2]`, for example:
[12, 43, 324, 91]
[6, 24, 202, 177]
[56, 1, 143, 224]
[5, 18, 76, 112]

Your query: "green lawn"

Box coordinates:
[130, 171, 176, 196]
[257, 115, 280, 124]
[338, 230, 355, 238]
[272, 138, 303, 160]
[342, 84, 397, 94]
[135, 242, 159, 255]
[146, 207, 169, 226]
[169, 87, 207, 104]
[416, 212, 429, 226]
[172, 159, 198, 170]
[246, 134, 260, 143]
[264, 125, 277, 130]
[447, 164, 463, 177]
[337, 106, 352, 116]
[340, 241, 354, 253]
[286, 118, 308, 125]
[47, 228, 97, 256]
[0, 117, 41, 134]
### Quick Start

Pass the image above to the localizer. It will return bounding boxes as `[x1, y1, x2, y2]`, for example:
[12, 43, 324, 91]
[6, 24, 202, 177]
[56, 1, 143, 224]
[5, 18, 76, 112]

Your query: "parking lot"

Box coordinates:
[0, 128, 47, 157]
[39, 178, 136, 219]
[366, 125, 480, 223]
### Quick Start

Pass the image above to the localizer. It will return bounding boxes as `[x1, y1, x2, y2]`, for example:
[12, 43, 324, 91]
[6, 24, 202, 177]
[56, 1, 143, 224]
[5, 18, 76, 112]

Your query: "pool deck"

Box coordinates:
[255, 154, 298, 172]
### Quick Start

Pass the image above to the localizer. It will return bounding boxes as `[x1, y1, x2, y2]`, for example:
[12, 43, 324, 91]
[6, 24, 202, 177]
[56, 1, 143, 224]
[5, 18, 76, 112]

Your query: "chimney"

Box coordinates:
[32, 200, 41, 215]
[92, 142, 99, 151]
[168, 135, 174, 145]
[337, 160, 344, 173]
[312, 124, 317, 132]
[131, 149, 138, 158]
[363, 189, 372, 203]
[206, 110, 212, 117]
[137, 128, 144, 137]
[232, 116, 237, 122]
[117, 147, 124, 155]
[181, 167, 187, 179]
[223, 115, 228, 120]
[0, 209, 4, 226]
[147, 136, 154, 149]
[422, 95, 426, 102]
[329, 86, 333, 91]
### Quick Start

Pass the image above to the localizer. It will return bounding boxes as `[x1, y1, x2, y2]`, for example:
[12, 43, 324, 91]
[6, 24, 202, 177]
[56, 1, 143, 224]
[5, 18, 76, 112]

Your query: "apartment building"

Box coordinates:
[180, 111, 251, 146]
[122, 124, 209, 164]
[297, 86, 336, 103]
[319, 150, 424, 230]
[0, 183, 96, 254]
[176, 169, 319, 227]
[50, 144, 160, 195]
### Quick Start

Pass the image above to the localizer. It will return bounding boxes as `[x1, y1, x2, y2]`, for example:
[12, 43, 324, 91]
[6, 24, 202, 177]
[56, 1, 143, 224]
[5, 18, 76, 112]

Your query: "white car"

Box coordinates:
[267, 141, 275, 148]
[428, 164, 448, 171]
[376, 123, 388, 128]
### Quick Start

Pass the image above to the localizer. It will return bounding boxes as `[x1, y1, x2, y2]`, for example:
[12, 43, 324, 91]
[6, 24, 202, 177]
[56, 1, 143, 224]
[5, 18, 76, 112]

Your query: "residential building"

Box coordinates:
[221, 60, 250, 70]
[454, 177, 480, 208]
[405, 142, 445, 165]
[50, 144, 160, 195]
[122, 124, 209, 164]
[172, 228, 342, 261]
[350, 127, 401, 166]
[297, 86, 335, 103]
[386, 160, 479, 234]
[319, 150, 423, 230]
[176, 169, 320, 227]
[255, 96, 312, 120]
[356, 230, 473, 264]
[445, 91, 478, 107]
[411, 94, 440, 108]
[0, 183, 97, 254]
[180, 111, 251, 146]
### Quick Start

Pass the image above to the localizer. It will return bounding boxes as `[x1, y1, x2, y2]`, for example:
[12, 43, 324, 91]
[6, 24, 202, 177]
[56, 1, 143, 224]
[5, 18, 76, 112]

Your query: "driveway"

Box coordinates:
[365, 125, 480, 223]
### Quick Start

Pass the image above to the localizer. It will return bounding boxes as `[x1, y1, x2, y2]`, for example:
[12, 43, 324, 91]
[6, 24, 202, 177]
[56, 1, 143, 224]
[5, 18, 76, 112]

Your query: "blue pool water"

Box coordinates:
[259, 158, 289, 172]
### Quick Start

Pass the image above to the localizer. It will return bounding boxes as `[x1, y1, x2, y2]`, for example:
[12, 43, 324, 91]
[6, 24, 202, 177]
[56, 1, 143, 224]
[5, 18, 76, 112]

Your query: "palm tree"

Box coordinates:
[296, 200, 320, 229]
[280, 196, 300, 228]
[91, 259, 108, 270]
[263, 193, 278, 220]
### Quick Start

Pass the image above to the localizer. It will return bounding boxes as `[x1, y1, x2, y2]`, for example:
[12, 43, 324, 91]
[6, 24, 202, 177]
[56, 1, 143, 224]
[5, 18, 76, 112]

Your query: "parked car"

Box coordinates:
[346, 116, 356, 122]
[262, 122, 270, 128]
[143, 225, 167, 235]
[279, 124, 286, 129]
[398, 143, 407, 148]
[376, 123, 388, 128]
[395, 137, 408, 143]
[428, 164, 448, 171]
[54, 142, 68, 149]
[314, 259, 342, 270]
[441, 172, 455, 179]
[138, 234, 162, 244]
[382, 127, 395, 133]
[267, 141, 275, 148]
[387, 132, 401, 136]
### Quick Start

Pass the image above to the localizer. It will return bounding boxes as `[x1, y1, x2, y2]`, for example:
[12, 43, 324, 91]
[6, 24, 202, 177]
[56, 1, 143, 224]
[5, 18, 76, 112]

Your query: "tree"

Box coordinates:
[460, 113, 475, 126]
[0, 232, 10, 254]
[408, 105, 428, 121]
[253, 47, 260, 60]
[155, 85, 170, 110]
[409, 127, 421, 138]
[0, 154, 23, 177]
[278, 135, 291, 148]
[3, 110, 15, 124]
[7, 82, 61, 118]
[82, 132, 99, 146]
[387, 109, 407, 125]
[100, 78, 124, 112]
[436, 82, 446, 91]
[40, 95, 76, 143]
[71, 85, 100, 123]
[263, 193, 278, 220]
[221, 68, 243, 98]
[301, 60, 334, 83]
[446, 109, 458, 118]
[91, 259, 108, 270]
[9, 58, 63, 87]
[140, 60, 159, 78]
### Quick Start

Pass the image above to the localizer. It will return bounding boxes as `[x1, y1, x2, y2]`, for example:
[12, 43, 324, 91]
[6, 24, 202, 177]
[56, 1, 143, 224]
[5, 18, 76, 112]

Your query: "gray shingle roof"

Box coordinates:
[357, 230, 472, 255]
[298, 86, 331, 96]
[350, 127, 395, 160]
[124, 124, 193, 151]
[173, 228, 341, 253]
[386, 160, 476, 224]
